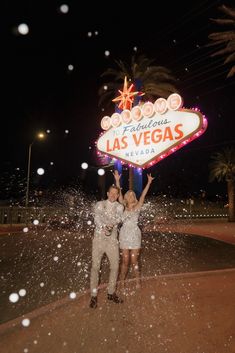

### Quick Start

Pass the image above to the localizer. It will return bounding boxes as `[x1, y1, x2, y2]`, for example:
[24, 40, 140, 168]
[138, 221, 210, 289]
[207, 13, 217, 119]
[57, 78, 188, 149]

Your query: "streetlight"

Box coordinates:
[25, 132, 45, 208]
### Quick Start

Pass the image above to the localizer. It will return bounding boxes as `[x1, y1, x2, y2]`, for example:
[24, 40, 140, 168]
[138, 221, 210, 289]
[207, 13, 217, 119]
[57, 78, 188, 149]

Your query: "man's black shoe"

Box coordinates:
[89, 296, 97, 308]
[107, 293, 123, 304]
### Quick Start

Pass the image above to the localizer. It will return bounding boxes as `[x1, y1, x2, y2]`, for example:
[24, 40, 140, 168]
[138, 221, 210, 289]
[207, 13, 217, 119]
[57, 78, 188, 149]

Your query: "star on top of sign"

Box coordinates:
[112, 76, 145, 110]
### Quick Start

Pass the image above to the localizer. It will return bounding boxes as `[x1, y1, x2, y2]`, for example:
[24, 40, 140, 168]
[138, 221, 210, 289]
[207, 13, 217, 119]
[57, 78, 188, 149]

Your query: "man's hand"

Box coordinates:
[113, 170, 121, 183]
[104, 225, 114, 236]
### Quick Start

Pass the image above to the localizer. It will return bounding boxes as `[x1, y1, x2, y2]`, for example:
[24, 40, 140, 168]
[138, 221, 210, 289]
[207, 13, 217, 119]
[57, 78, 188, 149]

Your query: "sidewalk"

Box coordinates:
[0, 269, 234, 353]
[144, 218, 235, 245]
[0, 224, 25, 234]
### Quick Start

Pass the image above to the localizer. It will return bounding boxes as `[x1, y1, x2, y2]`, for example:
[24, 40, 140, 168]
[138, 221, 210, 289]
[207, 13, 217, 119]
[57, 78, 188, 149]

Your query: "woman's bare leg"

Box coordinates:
[119, 249, 130, 289]
[130, 249, 141, 288]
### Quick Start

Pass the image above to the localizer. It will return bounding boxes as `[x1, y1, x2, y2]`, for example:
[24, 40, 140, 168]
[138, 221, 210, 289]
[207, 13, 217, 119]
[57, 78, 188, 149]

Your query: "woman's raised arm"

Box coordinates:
[136, 173, 155, 208]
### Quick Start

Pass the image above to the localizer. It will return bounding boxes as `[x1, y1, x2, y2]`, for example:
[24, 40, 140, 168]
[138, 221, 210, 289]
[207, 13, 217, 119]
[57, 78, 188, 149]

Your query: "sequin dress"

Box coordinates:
[119, 209, 141, 249]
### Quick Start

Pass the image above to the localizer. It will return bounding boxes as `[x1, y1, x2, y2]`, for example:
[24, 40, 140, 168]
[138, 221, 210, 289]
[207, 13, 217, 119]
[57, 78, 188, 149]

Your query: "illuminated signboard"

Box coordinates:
[97, 93, 207, 168]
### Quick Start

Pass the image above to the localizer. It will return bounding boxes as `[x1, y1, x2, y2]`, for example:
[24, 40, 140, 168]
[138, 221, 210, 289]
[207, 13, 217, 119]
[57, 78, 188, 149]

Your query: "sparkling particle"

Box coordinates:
[57, 244, 62, 248]
[87, 32, 92, 37]
[53, 256, 59, 261]
[69, 292, 76, 299]
[33, 219, 39, 225]
[17, 23, 29, 35]
[19, 289, 26, 297]
[81, 162, 88, 170]
[37, 168, 45, 175]
[22, 318, 30, 327]
[150, 295, 155, 300]
[98, 168, 105, 176]
[68, 64, 74, 71]
[9, 293, 19, 303]
[87, 220, 92, 225]
[104, 50, 110, 57]
[59, 4, 69, 13]
[23, 227, 29, 233]
[40, 282, 45, 287]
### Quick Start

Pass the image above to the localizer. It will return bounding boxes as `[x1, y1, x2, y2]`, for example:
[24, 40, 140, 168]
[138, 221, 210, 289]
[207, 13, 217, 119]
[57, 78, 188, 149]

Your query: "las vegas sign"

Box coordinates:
[97, 93, 208, 168]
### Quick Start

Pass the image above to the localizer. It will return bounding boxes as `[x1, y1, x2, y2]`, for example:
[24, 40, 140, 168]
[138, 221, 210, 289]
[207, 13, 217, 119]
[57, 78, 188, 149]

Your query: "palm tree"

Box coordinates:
[209, 147, 235, 222]
[208, 4, 235, 78]
[98, 54, 179, 109]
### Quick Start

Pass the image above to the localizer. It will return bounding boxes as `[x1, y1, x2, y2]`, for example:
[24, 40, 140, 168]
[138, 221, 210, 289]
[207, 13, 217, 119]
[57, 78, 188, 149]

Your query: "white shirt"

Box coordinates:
[93, 200, 123, 238]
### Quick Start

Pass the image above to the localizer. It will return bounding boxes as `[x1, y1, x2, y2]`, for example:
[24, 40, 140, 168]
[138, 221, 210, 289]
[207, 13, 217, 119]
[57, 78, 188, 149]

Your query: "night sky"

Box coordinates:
[1, 0, 235, 200]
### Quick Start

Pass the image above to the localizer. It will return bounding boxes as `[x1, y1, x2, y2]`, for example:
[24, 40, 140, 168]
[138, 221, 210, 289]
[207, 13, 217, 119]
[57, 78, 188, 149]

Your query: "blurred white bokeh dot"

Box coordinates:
[59, 4, 69, 13]
[17, 23, 29, 35]
[9, 293, 19, 303]
[22, 318, 30, 327]
[69, 292, 76, 299]
[98, 168, 105, 176]
[19, 289, 26, 297]
[81, 162, 88, 170]
[37, 168, 44, 175]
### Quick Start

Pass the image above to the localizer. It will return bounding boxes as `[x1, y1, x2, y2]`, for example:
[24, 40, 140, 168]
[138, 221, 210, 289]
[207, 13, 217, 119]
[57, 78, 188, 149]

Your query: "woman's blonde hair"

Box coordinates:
[123, 190, 138, 206]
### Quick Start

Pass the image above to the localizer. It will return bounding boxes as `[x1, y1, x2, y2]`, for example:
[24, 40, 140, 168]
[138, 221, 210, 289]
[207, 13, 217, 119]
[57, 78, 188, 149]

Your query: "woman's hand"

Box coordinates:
[147, 173, 155, 183]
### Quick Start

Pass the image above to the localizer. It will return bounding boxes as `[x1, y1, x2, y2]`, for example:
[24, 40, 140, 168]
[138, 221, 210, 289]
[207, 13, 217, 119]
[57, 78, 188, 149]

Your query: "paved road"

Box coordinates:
[1, 226, 235, 324]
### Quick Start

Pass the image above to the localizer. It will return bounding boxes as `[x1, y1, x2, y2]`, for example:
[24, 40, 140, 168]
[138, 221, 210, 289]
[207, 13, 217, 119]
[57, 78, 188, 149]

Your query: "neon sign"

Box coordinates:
[97, 93, 207, 168]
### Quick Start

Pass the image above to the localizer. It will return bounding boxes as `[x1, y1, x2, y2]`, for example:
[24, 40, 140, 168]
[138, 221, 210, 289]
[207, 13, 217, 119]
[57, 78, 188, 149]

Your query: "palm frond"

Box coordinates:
[209, 147, 235, 182]
[98, 54, 179, 108]
[209, 4, 235, 77]
[208, 31, 235, 42]
[218, 4, 235, 20]
[143, 82, 179, 100]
